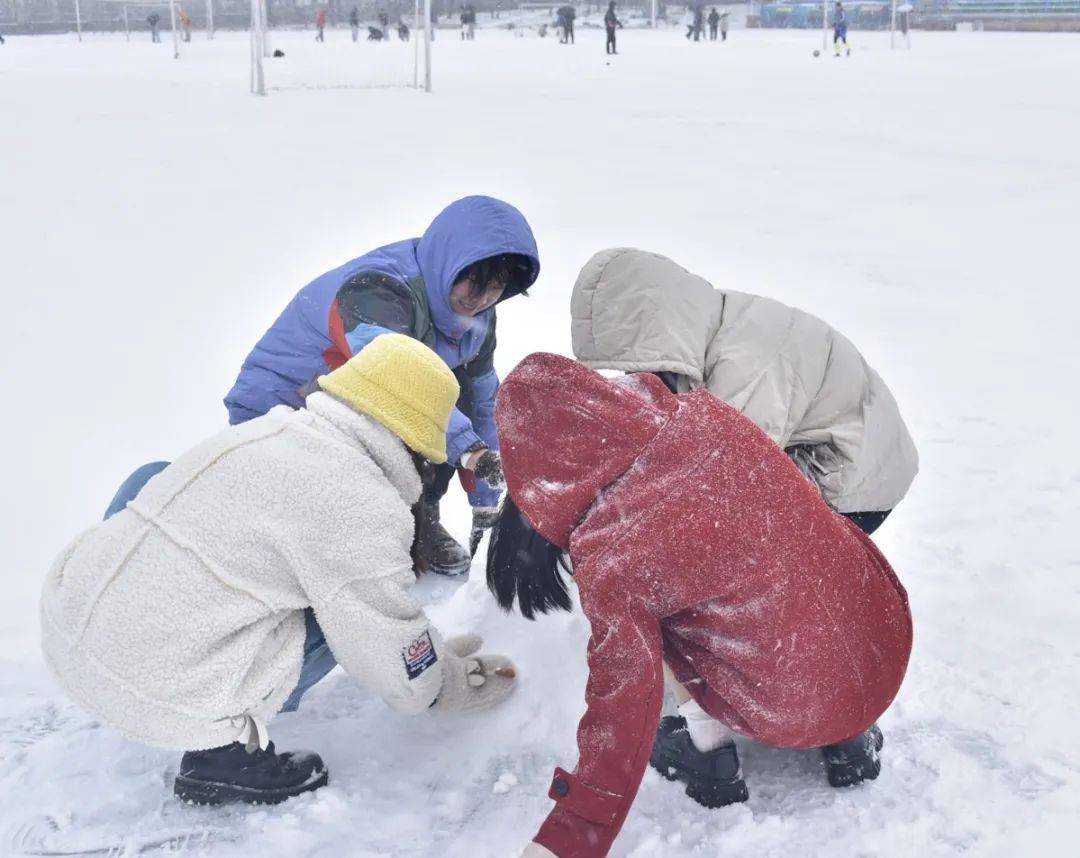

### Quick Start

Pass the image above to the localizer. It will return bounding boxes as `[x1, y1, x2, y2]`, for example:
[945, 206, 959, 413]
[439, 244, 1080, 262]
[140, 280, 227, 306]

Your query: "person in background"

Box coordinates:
[720, 8, 729, 40]
[604, 1, 622, 55]
[491, 354, 912, 858]
[223, 196, 540, 576]
[379, 8, 391, 36]
[178, 6, 192, 42]
[833, 1, 849, 55]
[315, 6, 327, 41]
[41, 336, 518, 807]
[707, 6, 720, 40]
[397, 18, 410, 40]
[147, 11, 161, 43]
[560, 4, 575, 44]
[349, 5, 360, 41]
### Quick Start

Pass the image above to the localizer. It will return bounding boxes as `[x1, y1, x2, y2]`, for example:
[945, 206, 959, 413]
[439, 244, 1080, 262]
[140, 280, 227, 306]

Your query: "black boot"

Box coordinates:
[417, 502, 471, 576]
[649, 715, 749, 809]
[174, 742, 328, 806]
[822, 724, 884, 788]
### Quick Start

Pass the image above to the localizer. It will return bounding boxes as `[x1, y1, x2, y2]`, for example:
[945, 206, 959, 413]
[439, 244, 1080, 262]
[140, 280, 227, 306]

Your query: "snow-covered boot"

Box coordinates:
[822, 724, 883, 788]
[649, 715, 749, 809]
[418, 502, 471, 576]
[174, 741, 328, 805]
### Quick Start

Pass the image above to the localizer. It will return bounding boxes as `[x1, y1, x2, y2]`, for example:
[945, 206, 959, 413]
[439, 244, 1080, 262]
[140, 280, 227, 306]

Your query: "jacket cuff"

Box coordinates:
[532, 768, 623, 857]
[446, 427, 482, 468]
[534, 807, 610, 858]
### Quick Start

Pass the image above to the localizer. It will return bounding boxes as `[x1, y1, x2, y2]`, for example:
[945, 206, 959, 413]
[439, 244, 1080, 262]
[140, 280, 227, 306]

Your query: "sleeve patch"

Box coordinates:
[403, 630, 438, 680]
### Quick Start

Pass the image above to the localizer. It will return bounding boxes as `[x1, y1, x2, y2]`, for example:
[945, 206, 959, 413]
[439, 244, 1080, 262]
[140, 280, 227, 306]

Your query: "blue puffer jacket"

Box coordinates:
[223, 196, 540, 506]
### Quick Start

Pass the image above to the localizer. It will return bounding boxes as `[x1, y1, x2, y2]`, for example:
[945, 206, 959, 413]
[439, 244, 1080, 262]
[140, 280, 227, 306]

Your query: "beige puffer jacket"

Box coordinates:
[570, 248, 918, 514]
[41, 393, 446, 752]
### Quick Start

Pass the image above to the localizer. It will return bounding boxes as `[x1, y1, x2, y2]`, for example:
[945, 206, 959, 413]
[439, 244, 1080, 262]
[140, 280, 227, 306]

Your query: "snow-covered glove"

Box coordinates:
[521, 844, 558, 858]
[432, 634, 517, 713]
[469, 506, 500, 557]
[472, 449, 505, 489]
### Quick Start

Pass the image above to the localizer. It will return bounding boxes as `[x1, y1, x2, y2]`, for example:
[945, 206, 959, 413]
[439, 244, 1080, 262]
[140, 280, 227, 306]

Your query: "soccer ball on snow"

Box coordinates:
[813, 49, 821, 57]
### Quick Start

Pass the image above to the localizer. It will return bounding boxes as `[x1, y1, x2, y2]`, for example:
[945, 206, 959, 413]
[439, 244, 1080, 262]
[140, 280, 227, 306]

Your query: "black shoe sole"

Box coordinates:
[174, 769, 328, 806]
[826, 755, 881, 788]
[427, 561, 471, 577]
[649, 752, 750, 809]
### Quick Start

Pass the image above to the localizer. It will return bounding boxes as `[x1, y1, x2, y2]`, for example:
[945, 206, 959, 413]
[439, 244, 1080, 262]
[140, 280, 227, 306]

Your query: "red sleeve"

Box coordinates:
[533, 599, 665, 858]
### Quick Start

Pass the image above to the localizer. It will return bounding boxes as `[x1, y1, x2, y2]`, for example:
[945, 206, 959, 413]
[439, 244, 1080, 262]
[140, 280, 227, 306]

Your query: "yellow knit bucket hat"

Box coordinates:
[317, 334, 460, 463]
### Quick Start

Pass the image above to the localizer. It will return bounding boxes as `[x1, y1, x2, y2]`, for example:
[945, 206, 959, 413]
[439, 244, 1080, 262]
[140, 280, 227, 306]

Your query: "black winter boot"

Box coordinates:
[822, 724, 884, 788]
[417, 502, 471, 576]
[649, 715, 749, 809]
[174, 742, 328, 805]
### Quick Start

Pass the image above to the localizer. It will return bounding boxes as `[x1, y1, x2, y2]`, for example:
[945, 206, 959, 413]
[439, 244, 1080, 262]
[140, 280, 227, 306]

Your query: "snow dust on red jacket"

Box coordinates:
[495, 353, 913, 858]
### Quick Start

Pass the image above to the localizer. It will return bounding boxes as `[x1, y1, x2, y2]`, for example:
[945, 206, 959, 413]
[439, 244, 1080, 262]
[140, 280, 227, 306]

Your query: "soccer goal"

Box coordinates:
[115, 1, 181, 57]
[249, 0, 433, 97]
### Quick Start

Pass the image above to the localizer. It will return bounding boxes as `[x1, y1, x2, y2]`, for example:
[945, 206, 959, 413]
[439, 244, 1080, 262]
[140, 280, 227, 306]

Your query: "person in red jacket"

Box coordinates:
[488, 353, 913, 858]
[316, 7, 327, 42]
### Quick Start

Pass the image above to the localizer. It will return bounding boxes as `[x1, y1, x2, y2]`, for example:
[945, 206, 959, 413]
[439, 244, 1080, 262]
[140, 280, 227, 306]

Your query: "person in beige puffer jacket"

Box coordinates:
[40, 334, 517, 807]
[570, 248, 918, 529]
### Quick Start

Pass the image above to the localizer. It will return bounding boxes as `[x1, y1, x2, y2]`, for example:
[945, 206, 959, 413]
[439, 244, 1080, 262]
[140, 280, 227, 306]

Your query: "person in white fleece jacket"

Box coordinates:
[40, 334, 517, 806]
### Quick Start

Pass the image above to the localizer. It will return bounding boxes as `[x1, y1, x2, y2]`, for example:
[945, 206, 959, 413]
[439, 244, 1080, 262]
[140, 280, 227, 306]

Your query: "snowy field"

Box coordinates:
[3, 21, 1080, 857]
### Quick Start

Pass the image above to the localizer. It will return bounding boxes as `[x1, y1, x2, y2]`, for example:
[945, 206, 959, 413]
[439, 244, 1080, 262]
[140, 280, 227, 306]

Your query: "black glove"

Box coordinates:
[473, 449, 505, 489]
[469, 506, 500, 557]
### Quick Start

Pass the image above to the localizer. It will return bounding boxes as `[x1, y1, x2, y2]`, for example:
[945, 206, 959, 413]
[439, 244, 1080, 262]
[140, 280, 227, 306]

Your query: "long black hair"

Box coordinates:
[486, 494, 573, 620]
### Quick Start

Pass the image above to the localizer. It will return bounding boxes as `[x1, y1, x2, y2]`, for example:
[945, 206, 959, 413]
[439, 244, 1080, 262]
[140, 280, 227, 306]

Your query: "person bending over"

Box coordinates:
[489, 354, 912, 857]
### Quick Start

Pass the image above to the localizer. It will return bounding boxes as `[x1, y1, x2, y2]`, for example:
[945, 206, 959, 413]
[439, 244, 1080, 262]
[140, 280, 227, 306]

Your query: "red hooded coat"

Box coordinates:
[496, 354, 912, 858]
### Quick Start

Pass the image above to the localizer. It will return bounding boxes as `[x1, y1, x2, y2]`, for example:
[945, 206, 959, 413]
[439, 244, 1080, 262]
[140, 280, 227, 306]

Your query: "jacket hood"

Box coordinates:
[415, 196, 541, 341]
[495, 353, 673, 549]
[570, 248, 724, 383]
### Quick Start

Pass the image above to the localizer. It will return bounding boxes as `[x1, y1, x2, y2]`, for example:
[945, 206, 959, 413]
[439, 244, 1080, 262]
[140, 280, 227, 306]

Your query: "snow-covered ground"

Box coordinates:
[2, 23, 1080, 857]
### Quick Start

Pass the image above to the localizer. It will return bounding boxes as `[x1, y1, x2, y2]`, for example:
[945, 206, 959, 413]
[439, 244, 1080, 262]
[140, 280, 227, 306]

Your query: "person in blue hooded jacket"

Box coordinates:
[223, 196, 540, 575]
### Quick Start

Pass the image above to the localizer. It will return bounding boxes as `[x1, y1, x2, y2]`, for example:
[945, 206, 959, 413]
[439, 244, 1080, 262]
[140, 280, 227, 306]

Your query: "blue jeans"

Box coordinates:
[104, 461, 338, 713]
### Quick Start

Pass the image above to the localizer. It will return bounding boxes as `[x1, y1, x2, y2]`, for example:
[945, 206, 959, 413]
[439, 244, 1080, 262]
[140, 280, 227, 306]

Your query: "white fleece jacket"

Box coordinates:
[40, 393, 446, 751]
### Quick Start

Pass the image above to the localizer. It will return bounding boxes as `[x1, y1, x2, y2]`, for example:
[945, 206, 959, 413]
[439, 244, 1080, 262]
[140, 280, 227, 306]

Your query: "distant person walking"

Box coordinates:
[147, 11, 161, 43]
[604, 1, 622, 55]
[833, 2, 849, 55]
[316, 7, 327, 41]
[378, 9, 391, 37]
[558, 5, 576, 44]
[707, 7, 719, 40]
[178, 7, 192, 42]
[721, 8, 729, 40]
[349, 6, 360, 41]
[460, 4, 476, 40]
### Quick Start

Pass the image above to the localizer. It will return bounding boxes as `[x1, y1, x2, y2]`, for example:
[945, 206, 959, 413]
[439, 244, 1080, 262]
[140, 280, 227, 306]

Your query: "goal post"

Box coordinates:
[249, 0, 432, 97]
[117, 3, 179, 44]
[250, 0, 266, 95]
[891, 0, 912, 49]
